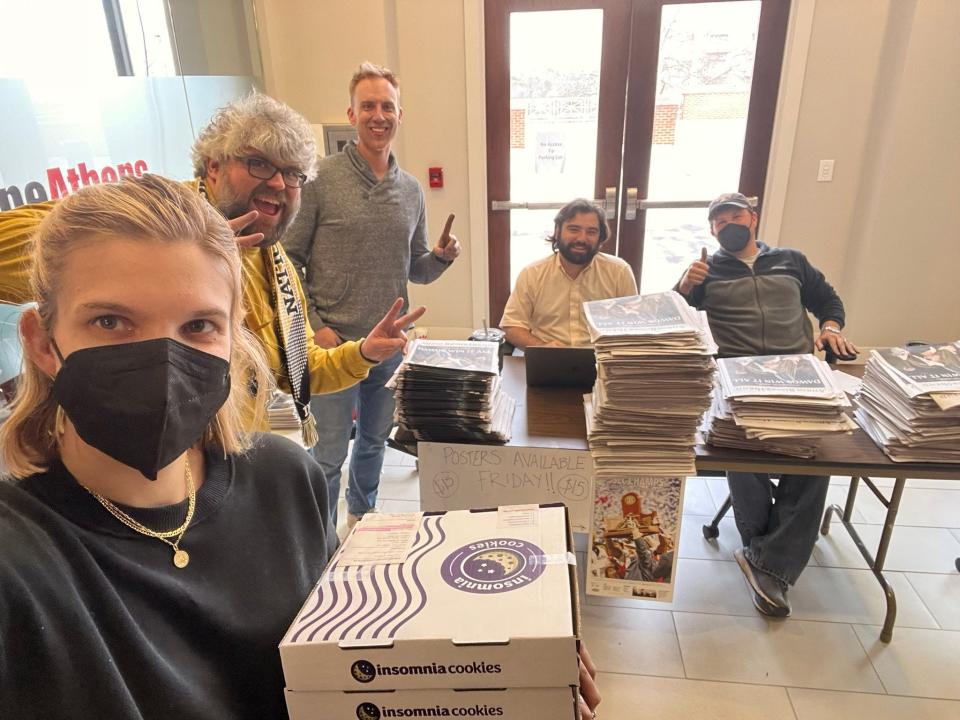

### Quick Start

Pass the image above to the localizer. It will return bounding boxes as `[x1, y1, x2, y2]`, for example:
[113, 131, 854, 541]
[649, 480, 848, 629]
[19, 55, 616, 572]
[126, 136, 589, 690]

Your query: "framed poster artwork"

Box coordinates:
[323, 124, 355, 155]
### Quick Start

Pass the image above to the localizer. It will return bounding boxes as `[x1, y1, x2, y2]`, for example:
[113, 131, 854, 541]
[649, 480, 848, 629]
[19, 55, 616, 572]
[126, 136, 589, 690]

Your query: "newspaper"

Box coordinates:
[586, 476, 684, 603]
[583, 291, 716, 352]
[266, 391, 300, 430]
[870, 343, 960, 398]
[831, 368, 863, 396]
[402, 339, 499, 375]
[705, 354, 853, 458]
[390, 339, 515, 444]
[717, 354, 840, 398]
[930, 393, 960, 411]
[583, 292, 687, 337]
[582, 291, 716, 478]
[853, 342, 960, 463]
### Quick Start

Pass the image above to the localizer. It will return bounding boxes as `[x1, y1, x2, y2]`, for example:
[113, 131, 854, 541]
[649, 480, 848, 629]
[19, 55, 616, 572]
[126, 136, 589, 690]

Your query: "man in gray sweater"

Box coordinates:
[283, 62, 460, 530]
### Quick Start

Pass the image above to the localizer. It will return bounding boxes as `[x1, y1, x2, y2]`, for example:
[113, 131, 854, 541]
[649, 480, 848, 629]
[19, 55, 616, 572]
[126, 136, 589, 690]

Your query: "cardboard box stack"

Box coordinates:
[582, 292, 717, 477]
[280, 504, 581, 719]
[855, 342, 960, 463]
[388, 339, 516, 443]
[704, 354, 856, 458]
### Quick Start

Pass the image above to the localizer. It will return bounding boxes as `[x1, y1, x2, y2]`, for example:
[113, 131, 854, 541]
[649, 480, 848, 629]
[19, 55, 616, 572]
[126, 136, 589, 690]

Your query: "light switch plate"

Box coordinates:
[817, 159, 835, 182]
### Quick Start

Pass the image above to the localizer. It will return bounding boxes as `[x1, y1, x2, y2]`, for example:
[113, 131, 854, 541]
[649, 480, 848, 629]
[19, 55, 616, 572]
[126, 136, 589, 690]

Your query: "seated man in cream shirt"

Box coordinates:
[501, 198, 637, 349]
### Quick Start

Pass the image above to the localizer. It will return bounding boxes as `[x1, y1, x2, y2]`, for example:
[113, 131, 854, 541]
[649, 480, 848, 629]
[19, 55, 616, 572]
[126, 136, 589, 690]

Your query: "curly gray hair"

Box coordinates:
[191, 92, 317, 181]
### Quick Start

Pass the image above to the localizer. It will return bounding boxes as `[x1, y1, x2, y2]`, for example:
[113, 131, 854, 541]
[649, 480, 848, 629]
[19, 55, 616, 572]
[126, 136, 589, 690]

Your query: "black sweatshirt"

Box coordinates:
[0, 434, 335, 720]
[679, 241, 846, 358]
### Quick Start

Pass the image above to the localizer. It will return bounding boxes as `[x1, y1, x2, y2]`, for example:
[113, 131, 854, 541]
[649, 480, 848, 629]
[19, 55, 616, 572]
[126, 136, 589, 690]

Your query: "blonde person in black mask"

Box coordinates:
[0, 174, 602, 720]
[0, 175, 339, 718]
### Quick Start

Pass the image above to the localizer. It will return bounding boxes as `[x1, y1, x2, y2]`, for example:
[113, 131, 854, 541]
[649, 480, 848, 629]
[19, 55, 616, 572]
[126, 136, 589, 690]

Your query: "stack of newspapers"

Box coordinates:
[267, 391, 301, 431]
[388, 339, 515, 443]
[583, 292, 717, 476]
[704, 354, 855, 458]
[854, 342, 960, 463]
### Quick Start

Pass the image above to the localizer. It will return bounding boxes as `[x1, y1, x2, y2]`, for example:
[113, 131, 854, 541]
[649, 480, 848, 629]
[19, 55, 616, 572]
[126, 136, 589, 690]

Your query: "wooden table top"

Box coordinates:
[501, 356, 960, 480]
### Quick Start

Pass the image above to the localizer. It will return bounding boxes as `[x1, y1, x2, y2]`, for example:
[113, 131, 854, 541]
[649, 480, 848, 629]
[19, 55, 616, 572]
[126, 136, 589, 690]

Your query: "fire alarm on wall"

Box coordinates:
[428, 167, 443, 188]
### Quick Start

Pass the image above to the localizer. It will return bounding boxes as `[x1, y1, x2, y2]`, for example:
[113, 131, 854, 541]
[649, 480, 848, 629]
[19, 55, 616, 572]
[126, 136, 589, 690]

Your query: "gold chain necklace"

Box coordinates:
[84, 458, 196, 569]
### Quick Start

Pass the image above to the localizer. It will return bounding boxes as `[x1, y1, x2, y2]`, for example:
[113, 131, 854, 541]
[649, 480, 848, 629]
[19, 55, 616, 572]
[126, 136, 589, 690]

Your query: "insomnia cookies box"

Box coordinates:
[280, 504, 579, 692]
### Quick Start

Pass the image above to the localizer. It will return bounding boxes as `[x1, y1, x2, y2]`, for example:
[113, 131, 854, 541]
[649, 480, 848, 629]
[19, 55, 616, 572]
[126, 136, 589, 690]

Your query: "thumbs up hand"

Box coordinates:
[432, 213, 461, 263]
[678, 247, 710, 295]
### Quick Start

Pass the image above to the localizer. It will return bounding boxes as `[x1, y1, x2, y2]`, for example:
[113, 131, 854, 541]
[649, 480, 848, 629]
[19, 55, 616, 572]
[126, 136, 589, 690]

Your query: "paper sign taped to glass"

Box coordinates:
[586, 476, 685, 603]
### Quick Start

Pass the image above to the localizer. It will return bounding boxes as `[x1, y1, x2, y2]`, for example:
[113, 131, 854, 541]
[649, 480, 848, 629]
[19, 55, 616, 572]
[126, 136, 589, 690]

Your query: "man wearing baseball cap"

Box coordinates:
[676, 191, 858, 618]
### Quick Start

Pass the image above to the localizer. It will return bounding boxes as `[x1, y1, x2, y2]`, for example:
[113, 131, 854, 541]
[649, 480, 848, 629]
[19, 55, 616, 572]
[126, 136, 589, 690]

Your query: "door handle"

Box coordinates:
[617, 195, 762, 216]
[604, 186, 617, 219]
[491, 192, 619, 213]
[625, 187, 638, 220]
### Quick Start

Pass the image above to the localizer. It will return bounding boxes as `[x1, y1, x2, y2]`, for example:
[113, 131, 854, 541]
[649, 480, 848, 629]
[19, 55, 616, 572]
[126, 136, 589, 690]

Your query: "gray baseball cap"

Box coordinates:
[708, 192, 754, 220]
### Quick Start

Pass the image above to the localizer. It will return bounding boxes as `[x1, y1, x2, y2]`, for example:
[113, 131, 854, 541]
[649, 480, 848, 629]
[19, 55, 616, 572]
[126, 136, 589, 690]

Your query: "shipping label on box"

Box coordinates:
[280, 505, 580, 691]
[285, 686, 580, 719]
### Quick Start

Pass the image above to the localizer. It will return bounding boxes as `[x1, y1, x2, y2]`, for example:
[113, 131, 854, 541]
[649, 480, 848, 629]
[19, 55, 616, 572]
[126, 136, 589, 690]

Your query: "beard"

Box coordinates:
[557, 241, 600, 265]
[214, 175, 299, 247]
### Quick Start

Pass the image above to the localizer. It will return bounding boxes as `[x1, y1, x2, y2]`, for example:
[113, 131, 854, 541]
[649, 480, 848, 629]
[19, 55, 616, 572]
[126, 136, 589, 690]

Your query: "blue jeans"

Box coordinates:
[309, 353, 402, 525]
[727, 472, 829, 586]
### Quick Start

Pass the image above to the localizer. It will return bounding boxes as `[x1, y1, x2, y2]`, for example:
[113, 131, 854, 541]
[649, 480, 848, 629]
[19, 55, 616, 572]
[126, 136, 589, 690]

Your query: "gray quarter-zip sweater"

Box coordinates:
[282, 141, 450, 341]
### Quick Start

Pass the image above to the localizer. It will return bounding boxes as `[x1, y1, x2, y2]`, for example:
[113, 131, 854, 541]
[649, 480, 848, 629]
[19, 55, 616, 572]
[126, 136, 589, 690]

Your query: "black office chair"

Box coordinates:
[701, 482, 732, 540]
[701, 475, 777, 540]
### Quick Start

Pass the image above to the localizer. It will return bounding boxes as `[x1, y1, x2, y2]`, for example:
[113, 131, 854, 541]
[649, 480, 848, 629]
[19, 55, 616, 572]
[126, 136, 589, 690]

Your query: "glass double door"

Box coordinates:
[485, 0, 790, 323]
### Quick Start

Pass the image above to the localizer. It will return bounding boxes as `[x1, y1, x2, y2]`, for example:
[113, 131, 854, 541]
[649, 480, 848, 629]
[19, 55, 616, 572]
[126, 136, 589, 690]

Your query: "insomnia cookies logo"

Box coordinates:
[358, 702, 505, 717]
[441, 538, 546, 594]
[351, 659, 377, 683]
[356, 703, 381, 720]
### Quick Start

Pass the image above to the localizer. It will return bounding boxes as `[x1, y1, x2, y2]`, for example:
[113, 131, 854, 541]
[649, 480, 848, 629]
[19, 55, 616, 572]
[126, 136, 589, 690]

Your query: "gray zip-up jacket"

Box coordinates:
[282, 142, 450, 341]
[679, 241, 845, 358]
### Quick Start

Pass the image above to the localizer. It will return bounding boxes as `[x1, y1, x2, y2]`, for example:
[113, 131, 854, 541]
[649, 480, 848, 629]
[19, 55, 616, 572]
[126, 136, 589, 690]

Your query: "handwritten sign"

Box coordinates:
[418, 442, 593, 533]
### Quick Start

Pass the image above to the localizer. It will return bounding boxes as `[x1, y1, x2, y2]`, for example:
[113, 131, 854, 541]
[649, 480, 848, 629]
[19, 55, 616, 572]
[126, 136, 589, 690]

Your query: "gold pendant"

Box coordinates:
[173, 549, 190, 568]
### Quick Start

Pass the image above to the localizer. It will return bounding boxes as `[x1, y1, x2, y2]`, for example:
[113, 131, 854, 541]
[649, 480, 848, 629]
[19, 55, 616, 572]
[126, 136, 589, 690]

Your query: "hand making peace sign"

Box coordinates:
[359, 297, 427, 363]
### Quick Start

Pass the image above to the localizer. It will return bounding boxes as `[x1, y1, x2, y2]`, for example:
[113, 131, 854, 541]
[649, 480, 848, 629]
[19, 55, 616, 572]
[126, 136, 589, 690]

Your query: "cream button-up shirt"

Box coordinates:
[500, 251, 638, 346]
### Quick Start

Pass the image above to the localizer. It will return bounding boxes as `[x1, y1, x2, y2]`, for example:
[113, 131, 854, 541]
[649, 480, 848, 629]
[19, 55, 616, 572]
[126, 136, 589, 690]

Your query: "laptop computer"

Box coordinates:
[525, 346, 597, 388]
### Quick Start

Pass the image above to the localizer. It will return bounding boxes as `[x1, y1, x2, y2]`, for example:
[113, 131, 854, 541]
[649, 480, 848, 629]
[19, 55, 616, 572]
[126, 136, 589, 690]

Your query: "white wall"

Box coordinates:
[254, 0, 960, 346]
[774, 0, 960, 346]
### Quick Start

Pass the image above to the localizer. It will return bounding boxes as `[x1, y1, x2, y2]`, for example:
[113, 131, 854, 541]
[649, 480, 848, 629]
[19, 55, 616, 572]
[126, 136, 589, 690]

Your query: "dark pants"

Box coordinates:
[727, 472, 830, 586]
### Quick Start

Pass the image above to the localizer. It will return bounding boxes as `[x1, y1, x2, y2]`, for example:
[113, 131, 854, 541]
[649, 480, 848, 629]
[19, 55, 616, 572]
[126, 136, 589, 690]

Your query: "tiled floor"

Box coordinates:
[335, 447, 960, 718]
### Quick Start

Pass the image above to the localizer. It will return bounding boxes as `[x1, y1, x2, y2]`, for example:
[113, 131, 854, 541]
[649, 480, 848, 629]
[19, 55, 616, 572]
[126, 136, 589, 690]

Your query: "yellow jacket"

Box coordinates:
[0, 182, 375, 398]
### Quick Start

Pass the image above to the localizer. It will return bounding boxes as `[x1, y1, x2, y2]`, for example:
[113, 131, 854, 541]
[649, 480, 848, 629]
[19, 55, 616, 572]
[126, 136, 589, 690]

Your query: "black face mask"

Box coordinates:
[717, 222, 752, 253]
[52, 338, 231, 480]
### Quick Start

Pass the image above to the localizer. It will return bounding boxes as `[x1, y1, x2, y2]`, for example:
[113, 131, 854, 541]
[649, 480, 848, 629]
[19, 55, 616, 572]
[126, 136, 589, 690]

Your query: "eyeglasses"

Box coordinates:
[237, 156, 307, 189]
